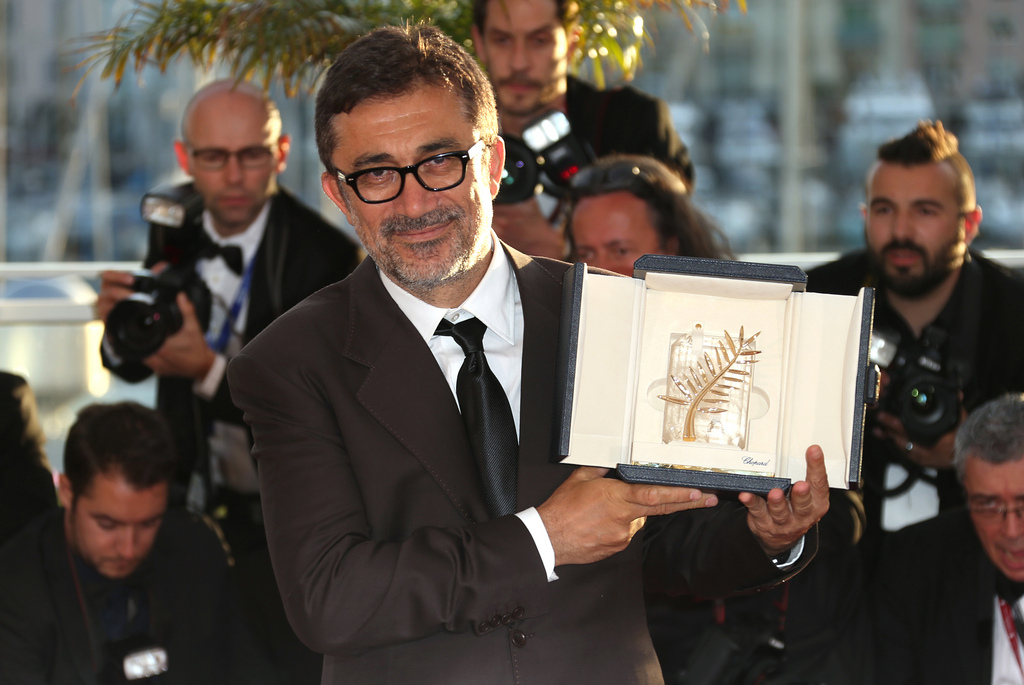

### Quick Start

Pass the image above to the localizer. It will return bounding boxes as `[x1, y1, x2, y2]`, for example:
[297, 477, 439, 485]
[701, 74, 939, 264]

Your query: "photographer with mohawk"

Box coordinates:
[807, 121, 1024, 579]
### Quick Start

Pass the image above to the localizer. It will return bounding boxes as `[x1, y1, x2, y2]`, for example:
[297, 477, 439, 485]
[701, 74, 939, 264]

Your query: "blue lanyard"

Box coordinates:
[206, 257, 256, 353]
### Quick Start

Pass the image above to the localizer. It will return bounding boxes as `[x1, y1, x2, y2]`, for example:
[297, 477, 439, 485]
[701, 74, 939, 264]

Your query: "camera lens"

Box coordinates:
[106, 294, 174, 362]
[907, 384, 944, 423]
[495, 136, 540, 204]
[896, 377, 960, 445]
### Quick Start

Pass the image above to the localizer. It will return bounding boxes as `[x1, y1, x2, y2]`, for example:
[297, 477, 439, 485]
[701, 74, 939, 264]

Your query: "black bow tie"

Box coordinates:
[199, 241, 244, 275]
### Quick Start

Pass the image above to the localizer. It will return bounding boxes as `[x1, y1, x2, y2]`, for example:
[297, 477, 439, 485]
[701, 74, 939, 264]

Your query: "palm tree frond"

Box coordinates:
[72, 0, 748, 94]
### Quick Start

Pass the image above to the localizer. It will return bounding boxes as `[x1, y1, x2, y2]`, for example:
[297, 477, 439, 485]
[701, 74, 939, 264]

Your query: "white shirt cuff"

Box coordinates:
[772, 536, 805, 569]
[193, 353, 227, 400]
[515, 507, 559, 582]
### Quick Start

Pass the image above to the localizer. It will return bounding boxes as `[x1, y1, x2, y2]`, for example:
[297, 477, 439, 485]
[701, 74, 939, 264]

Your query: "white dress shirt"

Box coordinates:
[380, 233, 558, 580]
[190, 202, 270, 498]
[379, 233, 802, 581]
[992, 595, 1024, 684]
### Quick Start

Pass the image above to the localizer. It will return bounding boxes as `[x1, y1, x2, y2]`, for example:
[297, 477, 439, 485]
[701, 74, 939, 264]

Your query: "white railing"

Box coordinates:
[4, 251, 1024, 323]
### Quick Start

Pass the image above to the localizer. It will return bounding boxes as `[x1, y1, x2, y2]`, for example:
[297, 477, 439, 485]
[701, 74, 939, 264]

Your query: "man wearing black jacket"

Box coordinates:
[471, 0, 694, 258]
[0, 402, 272, 685]
[807, 121, 1024, 579]
[95, 80, 359, 683]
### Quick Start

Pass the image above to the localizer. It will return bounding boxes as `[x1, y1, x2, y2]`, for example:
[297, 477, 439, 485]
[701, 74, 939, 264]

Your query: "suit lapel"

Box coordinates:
[245, 193, 283, 340]
[342, 248, 575, 519]
[343, 261, 490, 522]
[506, 246, 576, 506]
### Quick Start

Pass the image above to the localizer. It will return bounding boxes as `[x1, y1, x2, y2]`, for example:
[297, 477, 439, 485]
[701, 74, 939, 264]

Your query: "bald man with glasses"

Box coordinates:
[95, 79, 359, 685]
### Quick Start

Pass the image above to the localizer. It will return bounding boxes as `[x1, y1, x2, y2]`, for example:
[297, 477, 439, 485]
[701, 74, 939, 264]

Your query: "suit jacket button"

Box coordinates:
[490, 615, 502, 628]
[512, 630, 528, 648]
[500, 613, 512, 625]
[511, 607, 525, 620]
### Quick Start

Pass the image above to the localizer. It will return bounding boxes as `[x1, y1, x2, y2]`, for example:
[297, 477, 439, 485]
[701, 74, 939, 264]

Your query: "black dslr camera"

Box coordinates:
[496, 110, 593, 204]
[105, 183, 212, 363]
[870, 325, 964, 446]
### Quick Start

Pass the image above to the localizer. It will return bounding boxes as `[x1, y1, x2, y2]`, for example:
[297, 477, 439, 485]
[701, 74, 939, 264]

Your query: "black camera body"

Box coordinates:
[105, 183, 212, 363]
[871, 326, 964, 446]
[495, 110, 593, 204]
[106, 267, 212, 363]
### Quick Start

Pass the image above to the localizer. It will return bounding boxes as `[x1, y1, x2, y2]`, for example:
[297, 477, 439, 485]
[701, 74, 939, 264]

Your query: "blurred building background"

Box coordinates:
[1, 0, 1023, 467]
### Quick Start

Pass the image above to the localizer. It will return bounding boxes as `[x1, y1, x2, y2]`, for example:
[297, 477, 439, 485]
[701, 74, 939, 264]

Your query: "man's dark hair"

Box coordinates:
[472, 0, 581, 32]
[565, 154, 734, 260]
[63, 402, 178, 500]
[314, 23, 499, 175]
[875, 120, 976, 214]
[953, 393, 1024, 482]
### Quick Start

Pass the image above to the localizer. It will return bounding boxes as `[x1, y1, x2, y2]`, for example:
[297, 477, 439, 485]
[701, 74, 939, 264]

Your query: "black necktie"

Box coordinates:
[199, 241, 244, 275]
[435, 317, 518, 517]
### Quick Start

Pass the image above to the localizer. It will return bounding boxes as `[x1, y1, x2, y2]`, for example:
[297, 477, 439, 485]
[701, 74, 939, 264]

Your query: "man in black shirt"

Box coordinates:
[0, 402, 270, 684]
[807, 121, 1024, 577]
[471, 0, 694, 258]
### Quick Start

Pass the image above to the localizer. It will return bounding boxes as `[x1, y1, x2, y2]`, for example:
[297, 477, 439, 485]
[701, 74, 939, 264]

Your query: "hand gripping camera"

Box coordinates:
[104, 183, 212, 363]
[870, 325, 964, 446]
[495, 110, 594, 204]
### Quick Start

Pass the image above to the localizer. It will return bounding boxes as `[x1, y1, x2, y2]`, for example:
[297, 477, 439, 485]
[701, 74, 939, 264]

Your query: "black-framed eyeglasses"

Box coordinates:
[189, 145, 276, 171]
[968, 498, 1024, 521]
[336, 140, 486, 204]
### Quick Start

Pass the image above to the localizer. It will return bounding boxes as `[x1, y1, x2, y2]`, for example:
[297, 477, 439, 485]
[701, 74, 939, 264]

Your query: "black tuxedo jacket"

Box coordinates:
[227, 245, 814, 684]
[870, 509, 996, 685]
[105, 187, 359, 491]
[0, 509, 271, 684]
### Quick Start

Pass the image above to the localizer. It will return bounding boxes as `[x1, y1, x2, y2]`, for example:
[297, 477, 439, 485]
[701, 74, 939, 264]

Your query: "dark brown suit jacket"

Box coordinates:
[227, 245, 811, 685]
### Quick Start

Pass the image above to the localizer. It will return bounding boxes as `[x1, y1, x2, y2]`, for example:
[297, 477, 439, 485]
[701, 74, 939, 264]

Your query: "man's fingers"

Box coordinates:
[177, 292, 195, 317]
[804, 445, 829, 492]
[738, 490, 768, 518]
[625, 483, 716, 509]
[100, 270, 135, 288]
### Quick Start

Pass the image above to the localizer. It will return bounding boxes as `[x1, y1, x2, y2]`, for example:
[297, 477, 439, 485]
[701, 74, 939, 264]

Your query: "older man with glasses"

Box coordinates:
[95, 79, 359, 685]
[872, 392, 1024, 684]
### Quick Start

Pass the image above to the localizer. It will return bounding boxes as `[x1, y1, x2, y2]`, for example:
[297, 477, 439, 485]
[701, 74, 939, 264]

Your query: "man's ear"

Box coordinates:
[57, 474, 73, 510]
[964, 206, 982, 245]
[488, 137, 507, 199]
[173, 140, 192, 176]
[275, 134, 291, 174]
[322, 172, 353, 224]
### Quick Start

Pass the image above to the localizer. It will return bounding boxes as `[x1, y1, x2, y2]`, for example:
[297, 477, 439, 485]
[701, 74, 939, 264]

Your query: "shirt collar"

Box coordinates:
[379, 232, 517, 346]
[201, 199, 271, 267]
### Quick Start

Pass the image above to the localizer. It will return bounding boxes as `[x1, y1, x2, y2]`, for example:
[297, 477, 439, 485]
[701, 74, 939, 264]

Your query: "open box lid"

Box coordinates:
[554, 256, 876, 494]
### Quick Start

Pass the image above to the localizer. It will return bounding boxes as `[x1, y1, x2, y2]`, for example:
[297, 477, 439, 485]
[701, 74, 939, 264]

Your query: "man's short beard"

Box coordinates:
[359, 205, 488, 298]
[496, 75, 562, 118]
[868, 237, 965, 298]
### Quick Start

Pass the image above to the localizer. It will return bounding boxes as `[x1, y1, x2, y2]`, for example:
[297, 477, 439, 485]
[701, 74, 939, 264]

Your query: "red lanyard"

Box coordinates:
[998, 597, 1024, 680]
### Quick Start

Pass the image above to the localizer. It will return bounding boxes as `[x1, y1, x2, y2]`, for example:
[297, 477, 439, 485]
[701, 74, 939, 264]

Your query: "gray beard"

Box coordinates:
[360, 205, 483, 299]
